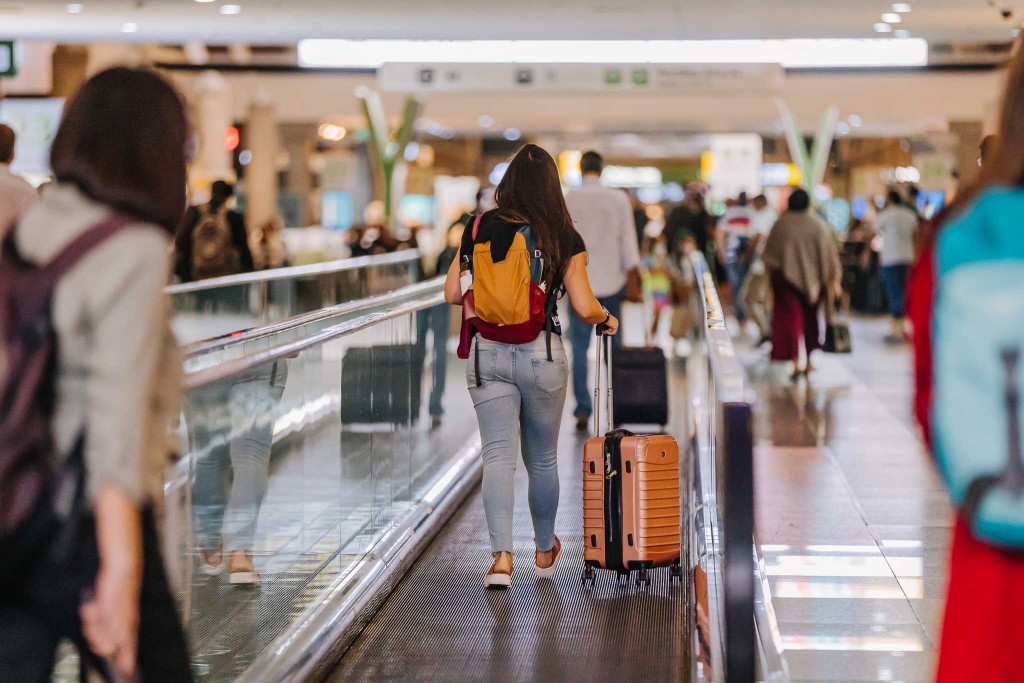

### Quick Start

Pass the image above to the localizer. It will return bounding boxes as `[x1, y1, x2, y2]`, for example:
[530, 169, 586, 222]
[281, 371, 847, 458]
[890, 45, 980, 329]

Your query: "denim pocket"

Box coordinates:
[466, 345, 498, 387]
[531, 356, 567, 397]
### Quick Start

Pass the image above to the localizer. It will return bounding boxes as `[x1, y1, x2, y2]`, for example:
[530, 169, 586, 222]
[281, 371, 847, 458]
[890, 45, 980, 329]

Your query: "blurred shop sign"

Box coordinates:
[602, 166, 663, 188]
[760, 163, 803, 187]
[0, 42, 14, 78]
[379, 63, 784, 94]
[704, 134, 763, 202]
[0, 98, 65, 177]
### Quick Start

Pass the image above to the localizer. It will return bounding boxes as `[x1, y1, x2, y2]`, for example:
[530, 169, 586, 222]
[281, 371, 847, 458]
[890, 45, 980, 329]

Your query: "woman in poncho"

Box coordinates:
[762, 189, 841, 379]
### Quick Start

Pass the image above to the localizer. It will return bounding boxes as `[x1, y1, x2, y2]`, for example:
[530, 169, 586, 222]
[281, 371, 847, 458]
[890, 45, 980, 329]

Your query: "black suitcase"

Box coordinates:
[611, 344, 669, 427]
[341, 345, 424, 425]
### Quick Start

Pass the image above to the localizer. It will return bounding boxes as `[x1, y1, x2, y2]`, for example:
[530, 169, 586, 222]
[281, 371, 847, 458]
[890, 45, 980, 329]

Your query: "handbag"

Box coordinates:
[823, 292, 852, 354]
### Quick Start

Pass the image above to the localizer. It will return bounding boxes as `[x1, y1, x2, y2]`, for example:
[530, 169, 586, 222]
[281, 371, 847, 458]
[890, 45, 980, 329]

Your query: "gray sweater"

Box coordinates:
[12, 184, 182, 503]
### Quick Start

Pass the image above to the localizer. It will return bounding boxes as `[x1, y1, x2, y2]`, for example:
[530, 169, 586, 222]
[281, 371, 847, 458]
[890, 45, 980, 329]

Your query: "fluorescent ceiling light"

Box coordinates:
[874, 23, 894, 33]
[894, 29, 912, 39]
[881, 13, 902, 23]
[121, 22, 139, 33]
[299, 39, 928, 69]
[220, 4, 242, 14]
[892, 3, 912, 12]
[65, 3, 84, 13]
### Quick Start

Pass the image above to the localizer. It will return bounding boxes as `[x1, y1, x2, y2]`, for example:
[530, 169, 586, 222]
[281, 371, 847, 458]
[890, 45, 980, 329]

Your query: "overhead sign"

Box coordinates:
[0, 42, 15, 78]
[378, 63, 784, 94]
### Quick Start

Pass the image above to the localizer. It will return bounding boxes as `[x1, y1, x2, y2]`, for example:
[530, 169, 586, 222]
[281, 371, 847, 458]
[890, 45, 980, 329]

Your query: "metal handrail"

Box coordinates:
[183, 278, 444, 358]
[184, 282, 446, 390]
[165, 249, 420, 295]
[689, 252, 766, 683]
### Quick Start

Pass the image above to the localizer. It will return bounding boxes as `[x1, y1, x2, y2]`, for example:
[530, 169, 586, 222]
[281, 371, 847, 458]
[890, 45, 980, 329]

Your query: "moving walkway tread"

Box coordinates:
[331, 386, 690, 683]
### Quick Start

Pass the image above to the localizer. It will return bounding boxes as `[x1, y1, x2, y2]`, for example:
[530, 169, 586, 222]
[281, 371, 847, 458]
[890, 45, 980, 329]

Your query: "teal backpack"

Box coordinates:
[934, 187, 1024, 547]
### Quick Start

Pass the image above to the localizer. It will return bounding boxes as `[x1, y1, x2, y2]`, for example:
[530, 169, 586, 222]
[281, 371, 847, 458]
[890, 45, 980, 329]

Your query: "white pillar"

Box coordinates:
[192, 70, 234, 194]
[244, 95, 279, 233]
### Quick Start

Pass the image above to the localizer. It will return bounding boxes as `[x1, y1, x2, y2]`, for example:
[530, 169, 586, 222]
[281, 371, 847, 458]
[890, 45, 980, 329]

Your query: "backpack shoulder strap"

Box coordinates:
[43, 214, 133, 284]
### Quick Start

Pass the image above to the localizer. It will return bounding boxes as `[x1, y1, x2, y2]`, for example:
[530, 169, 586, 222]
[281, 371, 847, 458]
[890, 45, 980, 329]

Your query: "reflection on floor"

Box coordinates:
[739, 317, 948, 683]
[330, 357, 691, 683]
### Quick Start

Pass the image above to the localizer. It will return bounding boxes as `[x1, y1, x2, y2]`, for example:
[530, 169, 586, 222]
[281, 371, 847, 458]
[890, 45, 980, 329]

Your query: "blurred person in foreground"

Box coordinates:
[739, 194, 778, 346]
[564, 150, 642, 431]
[0, 67, 192, 681]
[877, 188, 919, 343]
[762, 189, 841, 380]
[908, 46, 1024, 678]
[174, 179, 254, 283]
[0, 123, 38, 236]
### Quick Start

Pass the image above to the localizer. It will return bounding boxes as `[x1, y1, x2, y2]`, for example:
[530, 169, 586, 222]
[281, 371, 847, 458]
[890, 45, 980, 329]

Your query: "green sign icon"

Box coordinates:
[603, 68, 622, 86]
[631, 69, 650, 86]
[0, 42, 15, 78]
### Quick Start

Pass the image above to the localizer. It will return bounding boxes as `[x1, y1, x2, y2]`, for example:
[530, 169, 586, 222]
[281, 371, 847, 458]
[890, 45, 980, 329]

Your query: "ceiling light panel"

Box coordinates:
[299, 39, 928, 69]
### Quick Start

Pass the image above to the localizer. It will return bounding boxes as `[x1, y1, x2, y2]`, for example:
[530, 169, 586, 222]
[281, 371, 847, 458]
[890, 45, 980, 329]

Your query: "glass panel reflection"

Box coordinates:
[170, 252, 420, 345]
[170, 296, 474, 681]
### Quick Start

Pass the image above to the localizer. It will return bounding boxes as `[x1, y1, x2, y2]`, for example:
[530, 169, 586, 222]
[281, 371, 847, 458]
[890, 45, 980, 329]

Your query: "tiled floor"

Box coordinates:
[739, 317, 950, 683]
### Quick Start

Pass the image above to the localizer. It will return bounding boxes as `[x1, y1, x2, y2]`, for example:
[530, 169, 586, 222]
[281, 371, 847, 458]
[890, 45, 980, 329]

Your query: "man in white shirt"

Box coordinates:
[565, 150, 642, 430]
[739, 194, 778, 344]
[877, 188, 919, 343]
[0, 124, 38, 237]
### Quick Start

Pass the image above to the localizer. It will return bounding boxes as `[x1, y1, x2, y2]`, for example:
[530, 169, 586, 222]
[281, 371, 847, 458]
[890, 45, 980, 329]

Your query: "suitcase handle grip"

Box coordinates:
[593, 332, 614, 436]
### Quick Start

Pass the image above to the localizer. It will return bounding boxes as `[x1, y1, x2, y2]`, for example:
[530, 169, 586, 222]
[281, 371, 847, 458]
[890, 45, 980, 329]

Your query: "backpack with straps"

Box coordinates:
[0, 216, 129, 578]
[191, 204, 241, 281]
[933, 187, 1024, 548]
[457, 214, 562, 375]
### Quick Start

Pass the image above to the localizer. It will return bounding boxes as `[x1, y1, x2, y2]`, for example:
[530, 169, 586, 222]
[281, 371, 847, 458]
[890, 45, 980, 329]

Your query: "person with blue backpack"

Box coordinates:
[909, 41, 1024, 682]
[0, 68, 192, 681]
[445, 144, 618, 589]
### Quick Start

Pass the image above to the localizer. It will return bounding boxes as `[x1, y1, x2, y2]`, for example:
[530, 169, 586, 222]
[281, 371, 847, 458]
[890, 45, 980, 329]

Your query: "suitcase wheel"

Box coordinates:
[636, 568, 650, 588]
[670, 561, 683, 584]
[616, 570, 629, 585]
[582, 565, 596, 586]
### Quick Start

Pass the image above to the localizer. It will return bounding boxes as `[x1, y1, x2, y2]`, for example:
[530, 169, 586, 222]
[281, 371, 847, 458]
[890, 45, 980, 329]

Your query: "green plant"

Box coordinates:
[358, 89, 421, 226]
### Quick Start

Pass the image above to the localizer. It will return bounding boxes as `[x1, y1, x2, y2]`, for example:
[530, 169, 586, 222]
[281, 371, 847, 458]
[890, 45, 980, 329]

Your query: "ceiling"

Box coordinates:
[2, 0, 1023, 44]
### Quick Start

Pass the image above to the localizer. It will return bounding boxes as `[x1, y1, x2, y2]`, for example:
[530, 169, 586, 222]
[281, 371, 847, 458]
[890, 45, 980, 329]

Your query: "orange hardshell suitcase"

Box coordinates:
[582, 332, 682, 587]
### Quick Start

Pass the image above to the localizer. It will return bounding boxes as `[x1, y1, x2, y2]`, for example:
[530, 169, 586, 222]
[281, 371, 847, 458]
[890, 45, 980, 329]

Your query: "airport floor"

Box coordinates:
[741, 316, 947, 682]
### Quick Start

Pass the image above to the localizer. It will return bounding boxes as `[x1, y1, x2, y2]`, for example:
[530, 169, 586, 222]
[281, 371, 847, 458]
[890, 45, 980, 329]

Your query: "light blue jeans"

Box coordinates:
[468, 335, 568, 555]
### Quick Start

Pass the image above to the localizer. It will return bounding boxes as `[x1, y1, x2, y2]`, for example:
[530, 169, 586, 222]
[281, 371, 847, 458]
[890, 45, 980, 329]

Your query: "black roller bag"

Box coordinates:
[611, 343, 669, 427]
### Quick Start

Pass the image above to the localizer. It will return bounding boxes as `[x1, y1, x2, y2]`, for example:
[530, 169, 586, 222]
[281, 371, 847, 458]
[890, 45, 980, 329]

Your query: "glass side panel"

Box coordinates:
[171, 256, 419, 345]
[166, 299, 476, 682]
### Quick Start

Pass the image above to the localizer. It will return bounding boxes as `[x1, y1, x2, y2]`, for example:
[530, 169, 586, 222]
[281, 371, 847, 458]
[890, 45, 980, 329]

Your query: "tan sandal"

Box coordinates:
[534, 536, 562, 578]
[485, 551, 513, 589]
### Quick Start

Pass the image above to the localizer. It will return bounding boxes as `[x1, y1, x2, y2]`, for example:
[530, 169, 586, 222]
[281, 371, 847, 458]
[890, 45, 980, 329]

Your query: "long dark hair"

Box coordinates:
[495, 144, 577, 285]
[50, 67, 189, 234]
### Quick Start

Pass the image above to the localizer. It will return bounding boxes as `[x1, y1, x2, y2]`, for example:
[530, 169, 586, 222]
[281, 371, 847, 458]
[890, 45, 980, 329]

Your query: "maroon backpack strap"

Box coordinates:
[42, 214, 133, 284]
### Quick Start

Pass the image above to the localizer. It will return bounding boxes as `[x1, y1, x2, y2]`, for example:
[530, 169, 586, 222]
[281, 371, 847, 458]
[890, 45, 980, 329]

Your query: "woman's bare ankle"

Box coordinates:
[491, 551, 513, 572]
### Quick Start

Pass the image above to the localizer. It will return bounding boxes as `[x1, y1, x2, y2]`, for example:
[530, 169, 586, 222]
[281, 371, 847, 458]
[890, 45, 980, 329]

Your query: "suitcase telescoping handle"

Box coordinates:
[593, 324, 614, 435]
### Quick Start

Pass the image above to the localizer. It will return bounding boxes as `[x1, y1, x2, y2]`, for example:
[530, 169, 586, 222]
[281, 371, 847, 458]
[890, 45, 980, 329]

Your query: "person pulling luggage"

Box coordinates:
[565, 151, 642, 432]
[444, 144, 618, 589]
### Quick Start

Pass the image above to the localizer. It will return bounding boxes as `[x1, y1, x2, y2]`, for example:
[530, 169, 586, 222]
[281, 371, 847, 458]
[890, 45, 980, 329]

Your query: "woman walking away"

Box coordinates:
[762, 189, 841, 380]
[445, 144, 618, 589]
[910, 37, 1024, 682]
[0, 67, 193, 681]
